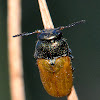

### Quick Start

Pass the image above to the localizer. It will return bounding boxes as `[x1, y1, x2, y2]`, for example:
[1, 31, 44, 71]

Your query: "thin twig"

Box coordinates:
[67, 86, 78, 100]
[38, 0, 54, 29]
[38, 0, 78, 100]
[7, 0, 25, 100]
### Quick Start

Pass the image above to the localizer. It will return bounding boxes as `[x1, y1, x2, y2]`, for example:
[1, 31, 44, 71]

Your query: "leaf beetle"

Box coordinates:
[13, 20, 85, 97]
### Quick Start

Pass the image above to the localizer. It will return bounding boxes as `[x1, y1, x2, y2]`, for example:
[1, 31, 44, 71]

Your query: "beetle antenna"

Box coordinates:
[58, 20, 86, 30]
[13, 30, 41, 37]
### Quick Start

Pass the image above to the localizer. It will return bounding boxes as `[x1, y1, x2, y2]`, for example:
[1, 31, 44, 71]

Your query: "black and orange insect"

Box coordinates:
[13, 20, 85, 97]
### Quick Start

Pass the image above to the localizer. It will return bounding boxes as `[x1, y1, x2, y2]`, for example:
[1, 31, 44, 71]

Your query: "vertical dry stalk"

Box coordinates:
[38, 0, 78, 100]
[67, 86, 78, 100]
[7, 0, 25, 100]
[38, 0, 54, 29]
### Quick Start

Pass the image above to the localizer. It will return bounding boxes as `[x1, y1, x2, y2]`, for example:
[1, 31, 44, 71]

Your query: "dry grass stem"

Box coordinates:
[38, 0, 79, 100]
[67, 86, 78, 100]
[38, 0, 54, 29]
[7, 0, 25, 100]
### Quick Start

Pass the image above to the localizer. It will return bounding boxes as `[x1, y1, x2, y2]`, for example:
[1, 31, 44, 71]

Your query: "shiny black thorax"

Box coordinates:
[34, 29, 71, 60]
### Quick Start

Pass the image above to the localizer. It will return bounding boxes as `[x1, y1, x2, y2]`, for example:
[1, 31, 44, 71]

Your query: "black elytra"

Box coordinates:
[13, 20, 85, 65]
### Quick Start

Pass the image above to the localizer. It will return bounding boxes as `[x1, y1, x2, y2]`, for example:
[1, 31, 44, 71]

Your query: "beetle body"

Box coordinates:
[13, 20, 85, 97]
[34, 29, 73, 97]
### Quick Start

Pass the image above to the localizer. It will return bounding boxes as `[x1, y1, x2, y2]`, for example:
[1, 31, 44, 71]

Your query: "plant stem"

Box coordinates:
[67, 86, 78, 100]
[7, 0, 25, 100]
[38, 0, 79, 100]
[38, 0, 54, 29]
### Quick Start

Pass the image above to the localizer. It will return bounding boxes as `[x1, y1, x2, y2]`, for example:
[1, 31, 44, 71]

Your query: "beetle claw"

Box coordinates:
[69, 55, 74, 60]
[72, 66, 75, 72]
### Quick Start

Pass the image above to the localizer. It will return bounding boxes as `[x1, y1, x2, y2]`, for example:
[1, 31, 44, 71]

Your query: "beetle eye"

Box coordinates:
[51, 40, 54, 43]
[37, 33, 41, 38]
[56, 32, 62, 39]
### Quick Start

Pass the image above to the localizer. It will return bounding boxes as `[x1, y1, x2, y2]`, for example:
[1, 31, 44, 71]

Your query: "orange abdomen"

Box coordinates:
[37, 56, 73, 97]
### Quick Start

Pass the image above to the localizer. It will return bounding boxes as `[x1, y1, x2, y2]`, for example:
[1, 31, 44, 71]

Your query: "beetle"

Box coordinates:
[13, 20, 85, 97]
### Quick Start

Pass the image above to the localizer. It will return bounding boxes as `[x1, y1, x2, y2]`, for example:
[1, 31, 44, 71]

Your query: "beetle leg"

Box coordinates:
[69, 54, 74, 60]
[67, 47, 74, 59]
[68, 48, 72, 54]
[71, 66, 75, 72]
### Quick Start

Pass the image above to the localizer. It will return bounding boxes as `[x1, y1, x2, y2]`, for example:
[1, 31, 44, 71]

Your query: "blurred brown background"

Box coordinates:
[0, 0, 100, 100]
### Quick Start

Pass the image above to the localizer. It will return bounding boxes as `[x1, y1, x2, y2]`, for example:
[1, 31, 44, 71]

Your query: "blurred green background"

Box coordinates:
[1, 0, 100, 100]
